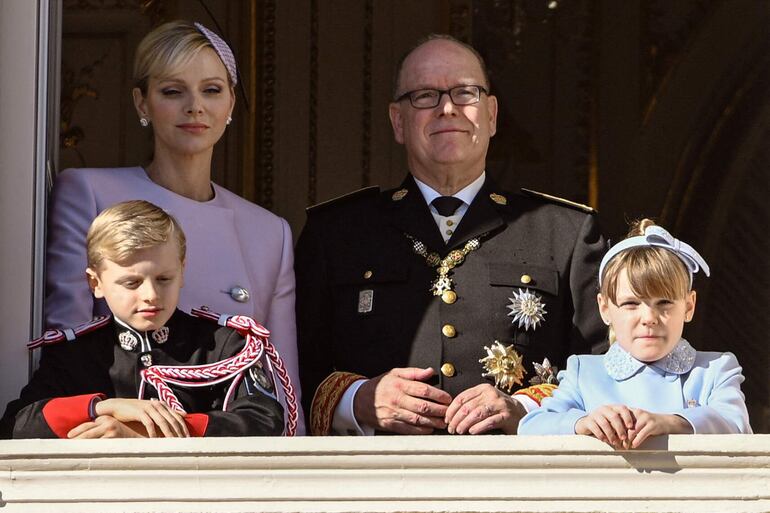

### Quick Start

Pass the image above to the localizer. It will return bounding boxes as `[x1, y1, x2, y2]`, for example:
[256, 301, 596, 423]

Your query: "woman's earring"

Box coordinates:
[226, 116, 232, 126]
[140, 117, 149, 127]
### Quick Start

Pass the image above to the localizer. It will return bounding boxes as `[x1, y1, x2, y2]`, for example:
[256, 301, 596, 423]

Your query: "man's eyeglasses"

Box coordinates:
[394, 85, 489, 109]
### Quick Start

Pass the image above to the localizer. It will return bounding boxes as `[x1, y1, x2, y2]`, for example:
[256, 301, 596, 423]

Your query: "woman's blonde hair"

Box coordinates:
[600, 219, 691, 304]
[87, 200, 186, 270]
[133, 20, 233, 95]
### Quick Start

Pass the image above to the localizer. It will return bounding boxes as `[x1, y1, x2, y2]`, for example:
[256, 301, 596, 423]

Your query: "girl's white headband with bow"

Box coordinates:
[599, 225, 710, 288]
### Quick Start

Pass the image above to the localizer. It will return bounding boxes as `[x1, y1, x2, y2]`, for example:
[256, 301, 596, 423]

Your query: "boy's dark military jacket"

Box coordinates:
[296, 175, 607, 430]
[1, 309, 284, 439]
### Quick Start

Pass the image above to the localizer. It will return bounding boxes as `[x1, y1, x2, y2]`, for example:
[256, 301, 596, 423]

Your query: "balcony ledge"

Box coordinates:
[1, 434, 768, 512]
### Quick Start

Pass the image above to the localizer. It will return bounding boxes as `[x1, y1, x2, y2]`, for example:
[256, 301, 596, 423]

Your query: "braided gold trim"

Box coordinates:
[311, 371, 366, 436]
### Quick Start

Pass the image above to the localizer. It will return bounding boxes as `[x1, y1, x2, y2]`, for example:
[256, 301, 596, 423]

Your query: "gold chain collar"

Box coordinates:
[405, 233, 487, 296]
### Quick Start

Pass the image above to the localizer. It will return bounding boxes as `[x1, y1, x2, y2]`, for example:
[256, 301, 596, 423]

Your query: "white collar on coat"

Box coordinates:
[603, 338, 696, 381]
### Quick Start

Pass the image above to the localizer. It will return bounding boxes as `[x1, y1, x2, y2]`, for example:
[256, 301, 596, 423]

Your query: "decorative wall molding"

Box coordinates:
[259, 0, 277, 209]
[0, 435, 768, 512]
[360, 0, 373, 187]
[307, 0, 319, 206]
[448, 0, 472, 43]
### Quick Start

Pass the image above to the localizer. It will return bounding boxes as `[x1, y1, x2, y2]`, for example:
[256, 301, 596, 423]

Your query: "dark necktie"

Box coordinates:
[431, 196, 463, 217]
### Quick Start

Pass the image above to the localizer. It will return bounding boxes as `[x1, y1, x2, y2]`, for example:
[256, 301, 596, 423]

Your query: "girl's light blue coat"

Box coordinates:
[518, 340, 752, 435]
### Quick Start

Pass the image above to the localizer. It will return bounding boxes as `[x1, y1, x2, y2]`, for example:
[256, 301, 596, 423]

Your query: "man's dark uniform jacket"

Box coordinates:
[295, 175, 607, 435]
[1, 309, 284, 439]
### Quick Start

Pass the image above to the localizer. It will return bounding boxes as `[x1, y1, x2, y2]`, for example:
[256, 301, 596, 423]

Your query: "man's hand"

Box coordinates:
[627, 409, 693, 448]
[94, 398, 190, 438]
[575, 404, 636, 448]
[354, 367, 452, 434]
[445, 384, 525, 435]
[67, 415, 148, 439]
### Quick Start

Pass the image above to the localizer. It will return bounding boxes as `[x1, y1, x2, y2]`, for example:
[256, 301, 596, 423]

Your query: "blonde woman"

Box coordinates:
[45, 21, 304, 434]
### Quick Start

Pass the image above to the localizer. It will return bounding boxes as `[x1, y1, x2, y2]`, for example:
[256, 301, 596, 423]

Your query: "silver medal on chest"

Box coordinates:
[506, 288, 547, 331]
[357, 289, 374, 313]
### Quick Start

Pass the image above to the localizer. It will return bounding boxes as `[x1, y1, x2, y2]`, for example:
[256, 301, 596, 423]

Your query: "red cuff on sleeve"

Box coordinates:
[184, 413, 209, 437]
[42, 393, 106, 438]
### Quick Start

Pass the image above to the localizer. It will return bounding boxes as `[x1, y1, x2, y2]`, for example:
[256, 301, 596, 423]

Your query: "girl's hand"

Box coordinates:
[627, 409, 693, 448]
[575, 405, 636, 448]
[94, 398, 190, 438]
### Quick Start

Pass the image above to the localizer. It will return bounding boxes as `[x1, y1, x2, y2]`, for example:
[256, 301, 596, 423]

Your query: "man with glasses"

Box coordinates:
[296, 35, 606, 436]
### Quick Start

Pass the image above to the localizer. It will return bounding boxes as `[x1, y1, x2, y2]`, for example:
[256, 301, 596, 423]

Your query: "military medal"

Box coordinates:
[405, 233, 485, 296]
[357, 289, 374, 313]
[118, 331, 138, 351]
[529, 358, 559, 385]
[479, 340, 526, 393]
[152, 326, 169, 344]
[249, 363, 274, 392]
[506, 288, 547, 330]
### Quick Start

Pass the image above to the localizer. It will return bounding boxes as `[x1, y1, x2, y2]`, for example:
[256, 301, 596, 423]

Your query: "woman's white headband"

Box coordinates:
[194, 22, 237, 86]
[599, 225, 710, 288]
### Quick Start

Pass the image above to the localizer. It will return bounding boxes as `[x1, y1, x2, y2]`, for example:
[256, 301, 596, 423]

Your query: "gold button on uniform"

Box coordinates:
[520, 274, 532, 284]
[442, 324, 456, 338]
[441, 290, 457, 304]
[446, 229, 454, 236]
[441, 363, 456, 377]
[446, 220, 454, 227]
[363, 270, 373, 279]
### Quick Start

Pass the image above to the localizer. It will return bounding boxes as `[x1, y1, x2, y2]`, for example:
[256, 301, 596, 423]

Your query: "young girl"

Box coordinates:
[518, 219, 752, 447]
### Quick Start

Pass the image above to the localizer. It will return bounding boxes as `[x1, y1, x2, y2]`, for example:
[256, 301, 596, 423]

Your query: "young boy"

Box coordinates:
[1, 200, 293, 439]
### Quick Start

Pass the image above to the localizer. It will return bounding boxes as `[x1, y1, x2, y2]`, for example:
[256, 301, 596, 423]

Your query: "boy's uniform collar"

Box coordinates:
[603, 339, 696, 381]
[113, 312, 179, 366]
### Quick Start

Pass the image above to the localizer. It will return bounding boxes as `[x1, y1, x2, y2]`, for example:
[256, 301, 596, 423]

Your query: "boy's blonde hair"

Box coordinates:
[133, 20, 234, 95]
[86, 200, 186, 270]
[600, 219, 691, 304]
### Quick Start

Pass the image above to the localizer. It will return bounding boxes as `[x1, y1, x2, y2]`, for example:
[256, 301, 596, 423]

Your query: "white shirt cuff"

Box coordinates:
[512, 393, 539, 413]
[331, 379, 375, 436]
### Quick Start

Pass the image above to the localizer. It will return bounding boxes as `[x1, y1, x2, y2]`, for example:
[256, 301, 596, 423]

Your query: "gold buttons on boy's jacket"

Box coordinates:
[363, 270, 373, 279]
[442, 324, 457, 338]
[441, 363, 456, 377]
[520, 274, 532, 284]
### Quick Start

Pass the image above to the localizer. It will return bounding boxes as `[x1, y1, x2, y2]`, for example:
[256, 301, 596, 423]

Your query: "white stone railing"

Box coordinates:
[0, 435, 768, 512]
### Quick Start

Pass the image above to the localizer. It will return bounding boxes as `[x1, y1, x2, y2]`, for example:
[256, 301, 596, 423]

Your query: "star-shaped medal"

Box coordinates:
[506, 288, 547, 331]
[479, 341, 526, 393]
[529, 358, 559, 385]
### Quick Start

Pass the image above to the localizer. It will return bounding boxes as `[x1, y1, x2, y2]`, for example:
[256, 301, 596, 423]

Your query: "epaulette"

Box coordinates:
[191, 306, 232, 327]
[191, 306, 270, 338]
[306, 186, 380, 213]
[520, 188, 596, 214]
[28, 315, 112, 350]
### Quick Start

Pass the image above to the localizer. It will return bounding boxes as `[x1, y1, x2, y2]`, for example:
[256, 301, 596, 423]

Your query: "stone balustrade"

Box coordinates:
[0, 435, 768, 512]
